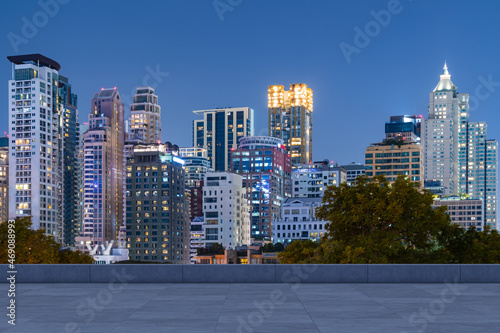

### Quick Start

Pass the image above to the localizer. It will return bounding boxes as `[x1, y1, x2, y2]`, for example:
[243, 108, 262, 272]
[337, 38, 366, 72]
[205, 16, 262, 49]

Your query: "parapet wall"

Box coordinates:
[2, 264, 499, 283]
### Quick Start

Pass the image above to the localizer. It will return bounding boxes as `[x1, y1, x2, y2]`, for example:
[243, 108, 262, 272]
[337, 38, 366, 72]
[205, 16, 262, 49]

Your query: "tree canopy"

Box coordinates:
[280, 175, 500, 264]
[0, 217, 94, 264]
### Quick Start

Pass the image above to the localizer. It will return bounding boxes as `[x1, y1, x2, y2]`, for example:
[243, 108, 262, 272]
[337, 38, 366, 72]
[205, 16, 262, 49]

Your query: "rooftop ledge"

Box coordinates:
[2, 264, 499, 283]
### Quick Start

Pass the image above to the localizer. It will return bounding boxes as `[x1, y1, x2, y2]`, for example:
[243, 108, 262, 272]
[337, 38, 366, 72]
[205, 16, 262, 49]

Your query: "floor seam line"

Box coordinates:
[289, 283, 322, 333]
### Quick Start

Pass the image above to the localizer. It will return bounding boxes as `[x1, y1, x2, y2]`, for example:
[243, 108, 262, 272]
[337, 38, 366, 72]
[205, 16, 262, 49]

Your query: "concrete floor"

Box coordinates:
[1, 283, 499, 333]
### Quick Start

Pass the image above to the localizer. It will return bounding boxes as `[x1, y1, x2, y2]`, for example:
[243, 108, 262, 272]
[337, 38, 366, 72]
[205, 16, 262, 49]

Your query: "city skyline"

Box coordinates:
[1, 0, 500, 166]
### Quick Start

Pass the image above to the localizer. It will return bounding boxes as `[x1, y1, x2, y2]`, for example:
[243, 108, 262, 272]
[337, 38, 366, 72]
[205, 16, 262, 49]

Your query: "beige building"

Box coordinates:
[365, 142, 423, 186]
[268, 83, 313, 165]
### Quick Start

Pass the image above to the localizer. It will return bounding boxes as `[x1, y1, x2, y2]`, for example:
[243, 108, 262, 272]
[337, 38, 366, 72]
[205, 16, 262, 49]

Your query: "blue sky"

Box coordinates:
[1, 0, 500, 165]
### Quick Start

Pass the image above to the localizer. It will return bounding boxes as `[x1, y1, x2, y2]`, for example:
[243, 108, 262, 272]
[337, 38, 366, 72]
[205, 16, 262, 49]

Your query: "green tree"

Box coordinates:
[280, 240, 321, 264]
[0, 217, 94, 264]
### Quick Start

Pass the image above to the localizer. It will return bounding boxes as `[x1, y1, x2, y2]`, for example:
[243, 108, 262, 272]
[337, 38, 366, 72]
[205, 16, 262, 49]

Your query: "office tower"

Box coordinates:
[423, 63, 469, 196]
[365, 142, 424, 185]
[458, 122, 497, 229]
[58, 75, 81, 248]
[7, 54, 65, 242]
[128, 87, 161, 144]
[292, 161, 346, 198]
[268, 83, 313, 164]
[202, 172, 250, 249]
[432, 197, 484, 231]
[340, 163, 366, 186]
[272, 197, 327, 245]
[80, 88, 125, 248]
[230, 136, 291, 240]
[385, 115, 422, 142]
[126, 144, 190, 263]
[178, 147, 212, 189]
[0, 137, 8, 223]
[423, 63, 497, 230]
[193, 107, 254, 171]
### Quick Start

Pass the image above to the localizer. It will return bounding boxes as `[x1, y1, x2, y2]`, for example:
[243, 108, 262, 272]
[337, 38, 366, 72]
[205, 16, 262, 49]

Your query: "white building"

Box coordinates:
[432, 197, 484, 231]
[423, 63, 468, 196]
[7, 54, 65, 242]
[193, 107, 254, 172]
[272, 198, 327, 244]
[202, 172, 250, 249]
[128, 87, 161, 144]
[292, 161, 346, 198]
[423, 63, 498, 230]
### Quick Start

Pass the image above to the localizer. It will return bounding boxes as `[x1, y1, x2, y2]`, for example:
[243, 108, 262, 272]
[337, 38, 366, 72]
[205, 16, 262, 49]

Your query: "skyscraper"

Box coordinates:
[7, 54, 65, 242]
[58, 75, 81, 248]
[423, 63, 498, 230]
[128, 87, 161, 144]
[231, 136, 291, 240]
[79, 88, 125, 248]
[268, 83, 313, 164]
[423, 63, 468, 196]
[193, 107, 254, 171]
[126, 144, 190, 263]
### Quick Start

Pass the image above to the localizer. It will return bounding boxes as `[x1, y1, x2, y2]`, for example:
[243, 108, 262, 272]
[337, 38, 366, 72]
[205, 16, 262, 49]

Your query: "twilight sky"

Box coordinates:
[1, 0, 500, 165]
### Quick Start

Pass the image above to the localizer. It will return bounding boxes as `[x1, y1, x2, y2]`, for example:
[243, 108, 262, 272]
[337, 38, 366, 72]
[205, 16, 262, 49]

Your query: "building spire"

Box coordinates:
[434, 61, 454, 92]
[443, 61, 449, 75]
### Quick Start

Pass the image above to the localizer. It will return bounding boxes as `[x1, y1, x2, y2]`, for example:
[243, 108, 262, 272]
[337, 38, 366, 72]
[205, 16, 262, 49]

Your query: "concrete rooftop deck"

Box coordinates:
[2, 283, 499, 333]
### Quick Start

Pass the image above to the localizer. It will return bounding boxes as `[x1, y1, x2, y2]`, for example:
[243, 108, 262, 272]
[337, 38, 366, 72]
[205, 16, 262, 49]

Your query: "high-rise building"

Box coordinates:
[340, 163, 366, 186]
[291, 161, 346, 198]
[7, 54, 65, 242]
[193, 107, 254, 171]
[128, 87, 161, 144]
[268, 83, 313, 164]
[178, 147, 212, 189]
[385, 115, 422, 142]
[79, 88, 125, 248]
[58, 75, 81, 248]
[125, 144, 190, 264]
[230, 136, 291, 240]
[202, 172, 250, 249]
[423, 63, 469, 196]
[365, 142, 424, 185]
[0, 137, 8, 223]
[458, 123, 497, 229]
[190, 216, 205, 264]
[423, 63, 497, 230]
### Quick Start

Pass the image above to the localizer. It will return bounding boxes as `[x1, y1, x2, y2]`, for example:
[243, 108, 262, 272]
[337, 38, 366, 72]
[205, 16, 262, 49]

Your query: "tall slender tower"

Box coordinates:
[268, 83, 313, 165]
[424, 63, 498, 230]
[423, 63, 468, 196]
[80, 88, 125, 247]
[58, 75, 81, 248]
[128, 87, 161, 144]
[7, 54, 65, 242]
[193, 107, 254, 171]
